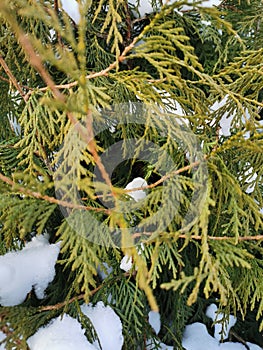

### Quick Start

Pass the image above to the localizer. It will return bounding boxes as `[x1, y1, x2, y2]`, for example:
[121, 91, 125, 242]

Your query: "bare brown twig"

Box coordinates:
[0, 172, 110, 214]
[132, 231, 263, 241]
[39, 271, 131, 312]
[24, 34, 139, 99]
[39, 285, 102, 312]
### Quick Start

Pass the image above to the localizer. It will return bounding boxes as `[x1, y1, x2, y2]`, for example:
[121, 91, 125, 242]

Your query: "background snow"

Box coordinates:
[0, 331, 5, 350]
[60, 0, 80, 24]
[0, 238, 259, 350]
[0, 235, 60, 306]
[97, 262, 113, 280]
[61, 0, 222, 23]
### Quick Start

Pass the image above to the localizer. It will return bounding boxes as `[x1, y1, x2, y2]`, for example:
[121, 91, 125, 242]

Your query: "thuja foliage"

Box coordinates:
[0, 0, 263, 348]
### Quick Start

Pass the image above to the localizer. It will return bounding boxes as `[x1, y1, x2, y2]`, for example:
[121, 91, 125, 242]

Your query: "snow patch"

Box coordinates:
[27, 314, 96, 350]
[180, 0, 222, 11]
[148, 311, 161, 334]
[0, 331, 5, 350]
[81, 301, 123, 350]
[129, 0, 154, 17]
[60, 0, 81, 24]
[0, 235, 60, 306]
[206, 303, 236, 340]
[130, 0, 222, 17]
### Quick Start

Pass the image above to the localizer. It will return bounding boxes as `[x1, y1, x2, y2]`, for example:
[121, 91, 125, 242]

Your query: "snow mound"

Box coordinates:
[0, 235, 60, 306]
[183, 322, 220, 350]
[81, 301, 123, 350]
[27, 314, 96, 350]
[182, 306, 261, 350]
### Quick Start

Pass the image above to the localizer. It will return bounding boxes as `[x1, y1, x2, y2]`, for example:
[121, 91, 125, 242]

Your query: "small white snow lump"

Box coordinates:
[125, 177, 147, 202]
[120, 255, 133, 272]
[148, 310, 161, 334]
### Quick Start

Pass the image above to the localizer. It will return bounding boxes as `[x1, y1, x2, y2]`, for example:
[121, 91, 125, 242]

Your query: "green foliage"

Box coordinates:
[0, 0, 263, 348]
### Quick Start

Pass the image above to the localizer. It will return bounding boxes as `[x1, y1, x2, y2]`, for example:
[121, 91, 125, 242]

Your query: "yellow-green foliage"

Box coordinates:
[0, 0, 263, 348]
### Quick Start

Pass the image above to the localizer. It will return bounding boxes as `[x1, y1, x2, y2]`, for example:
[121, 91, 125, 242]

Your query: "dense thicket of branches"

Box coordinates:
[0, 0, 263, 348]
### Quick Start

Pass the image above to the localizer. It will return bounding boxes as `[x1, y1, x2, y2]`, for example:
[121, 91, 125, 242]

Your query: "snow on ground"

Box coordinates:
[0, 235, 60, 306]
[206, 303, 237, 341]
[240, 164, 257, 194]
[27, 314, 96, 350]
[81, 301, 124, 350]
[0, 239, 262, 349]
[210, 95, 234, 137]
[27, 302, 124, 350]
[97, 262, 113, 280]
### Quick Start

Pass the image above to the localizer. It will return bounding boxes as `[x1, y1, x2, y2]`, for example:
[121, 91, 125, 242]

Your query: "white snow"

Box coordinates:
[0, 235, 60, 306]
[97, 262, 113, 280]
[27, 314, 96, 350]
[246, 342, 262, 350]
[206, 303, 237, 341]
[0, 331, 5, 350]
[125, 177, 147, 202]
[148, 311, 161, 334]
[182, 304, 261, 350]
[180, 0, 222, 11]
[120, 254, 133, 272]
[210, 96, 235, 137]
[129, 0, 222, 17]
[243, 166, 257, 194]
[60, 0, 81, 24]
[183, 322, 223, 349]
[81, 301, 124, 350]
[27, 302, 123, 350]
[238, 163, 257, 194]
[182, 322, 247, 350]
[129, 0, 154, 17]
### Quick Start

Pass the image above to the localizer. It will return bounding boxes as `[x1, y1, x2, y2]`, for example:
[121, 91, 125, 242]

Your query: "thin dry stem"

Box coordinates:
[132, 231, 263, 241]
[0, 172, 110, 214]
